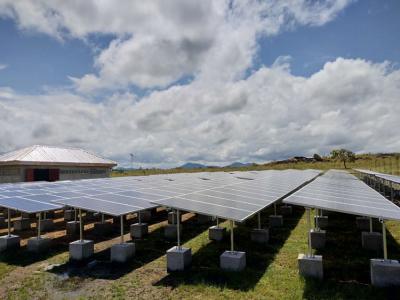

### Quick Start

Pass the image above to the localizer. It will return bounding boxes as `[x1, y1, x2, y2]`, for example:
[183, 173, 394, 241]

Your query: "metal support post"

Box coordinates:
[37, 212, 41, 238]
[177, 210, 181, 250]
[79, 209, 83, 242]
[390, 182, 394, 202]
[315, 209, 319, 231]
[381, 219, 387, 260]
[307, 208, 312, 257]
[370, 217, 373, 233]
[216, 217, 219, 227]
[230, 220, 234, 252]
[274, 203, 277, 216]
[101, 213, 105, 223]
[138, 211, 142, 224]
[120, 215, 124, 243]
[7, 208, 11, 237]
[257, 212, 261, 229]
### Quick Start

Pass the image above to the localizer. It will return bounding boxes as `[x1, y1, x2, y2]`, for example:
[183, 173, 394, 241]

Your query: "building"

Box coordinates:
[0, 145, 117, 183]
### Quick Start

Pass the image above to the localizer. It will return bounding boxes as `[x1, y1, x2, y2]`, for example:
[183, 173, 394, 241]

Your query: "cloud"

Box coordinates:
[1, 58, 399, 167]
[0, 0, 353, 92]
[0, 64, 7, 70]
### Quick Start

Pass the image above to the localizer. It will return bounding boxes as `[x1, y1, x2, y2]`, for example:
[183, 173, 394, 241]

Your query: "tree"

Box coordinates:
[313, 153, 323, 161]
[330, 149, 356, 168]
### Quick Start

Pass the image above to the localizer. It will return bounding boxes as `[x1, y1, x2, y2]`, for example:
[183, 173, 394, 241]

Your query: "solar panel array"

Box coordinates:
[284, 170, 400, 220]
[152, 169, 320, 222]
[354, 168, 400, 185]
[0, 170, 320, 218]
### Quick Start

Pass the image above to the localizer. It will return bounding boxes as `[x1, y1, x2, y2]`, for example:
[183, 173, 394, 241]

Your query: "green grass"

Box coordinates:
[0, 206, 399, 299]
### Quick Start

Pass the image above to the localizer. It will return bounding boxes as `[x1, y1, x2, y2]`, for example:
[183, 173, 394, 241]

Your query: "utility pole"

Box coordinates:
[130, 153, 134, 171]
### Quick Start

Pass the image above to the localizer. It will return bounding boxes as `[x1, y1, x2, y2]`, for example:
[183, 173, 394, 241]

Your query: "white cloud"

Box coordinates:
[1, 58, 399, 167]
[0, 64, 7, 70]
[0, 0, 353, 91]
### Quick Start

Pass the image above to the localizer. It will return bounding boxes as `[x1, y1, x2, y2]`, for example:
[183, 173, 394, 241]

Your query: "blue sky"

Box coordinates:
[0, 0, 399, 167]
[0, 0, 399, 94]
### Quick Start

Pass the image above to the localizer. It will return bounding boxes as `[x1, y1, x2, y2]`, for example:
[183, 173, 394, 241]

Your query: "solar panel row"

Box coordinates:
[283, 170, 400, 220]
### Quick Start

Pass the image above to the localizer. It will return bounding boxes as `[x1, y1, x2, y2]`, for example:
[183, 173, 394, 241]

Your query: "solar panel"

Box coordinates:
[151, 170, 320, 222]
[355, 168, 400, 184]
[0, 197, 63, 213]
[284, 170, 400, 221]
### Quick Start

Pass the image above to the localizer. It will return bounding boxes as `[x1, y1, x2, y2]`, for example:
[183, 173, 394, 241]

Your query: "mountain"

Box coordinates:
[226, 162, 253, 168]
[179, 162, 207, 169]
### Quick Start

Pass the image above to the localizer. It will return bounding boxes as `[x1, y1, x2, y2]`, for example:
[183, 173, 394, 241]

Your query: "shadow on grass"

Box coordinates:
[46, 213, 212, 280]
[0, 208, 170, 267]
[154, 204, 304, 291]
[303, 212, 400, 299]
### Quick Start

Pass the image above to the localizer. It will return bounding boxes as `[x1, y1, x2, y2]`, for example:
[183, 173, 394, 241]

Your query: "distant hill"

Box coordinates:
[179, 162, 207, 169]
[226, 162, 253, 168]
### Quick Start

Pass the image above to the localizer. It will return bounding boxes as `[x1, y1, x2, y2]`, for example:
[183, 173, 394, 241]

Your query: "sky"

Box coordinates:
[0, 0, 399, 168]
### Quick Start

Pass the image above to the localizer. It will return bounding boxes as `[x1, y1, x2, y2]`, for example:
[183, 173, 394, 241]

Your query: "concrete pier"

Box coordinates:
[27, 237, 51, 253]
[362, 232, 382, 251]
[110, 243, 135, 263]
[280, 205, 293, 216]
[164, 224, 182, 240]
[370, 259, 400, 287]
[69, 240, 94, 261]
[310, 229, 326, 249]
[13, 218, 31, 231]
[130, 223, 148, 239]
[66, 221, 80, 235]
[167, 246, 192, 272]
[209, 226, 226, 241]
[298, 254, 323, 279]
[250, 228, 269, 245]
[269, 215, 283, 227]
[220, 251, 246, 272]
[0, 235, 20, 252]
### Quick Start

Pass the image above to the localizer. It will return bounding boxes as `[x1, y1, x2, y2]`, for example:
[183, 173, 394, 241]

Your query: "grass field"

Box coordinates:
[0, 157, 399, 299]
[0, 204, 399, 299]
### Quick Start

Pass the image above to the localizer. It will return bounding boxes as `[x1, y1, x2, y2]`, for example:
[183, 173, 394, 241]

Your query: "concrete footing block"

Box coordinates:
[220, 251, 246, 272]
[27, 237, 51, 253]
[66, 221, 80, 235]
[168, 212, 182, 225]
[314, 216, 328, 230]
[280, 205, 293, 216]
[356, 217, 370, 231]
[209, 226, 226, 241]
[0, 235, 20, 252]
[310, 229, 326, 249]
[298, 254, 323, 279]
[0, 217, 6, 229]
[196, 214, 213, 224]
[94, 222, 113, 236]
[13, 218, 31, 231]
[130, 223, 148, 239]
[110, 242, 135, 263]
[167, 246, 192, 272]
[140, 210, 152, 223]
[250, 228, 269, 244]
[269, 215, 283, 227]
[362, 232, 382, 251]
[164, 224, 182, 240]
[64, 209, 75, 221]
[370, 259, 400, 287]
[69, 240, 94, 261]
[39, 219, 54, 232]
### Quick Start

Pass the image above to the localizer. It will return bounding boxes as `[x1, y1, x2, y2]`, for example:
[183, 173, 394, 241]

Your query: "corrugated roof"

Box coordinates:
[0, 145, 117, 167]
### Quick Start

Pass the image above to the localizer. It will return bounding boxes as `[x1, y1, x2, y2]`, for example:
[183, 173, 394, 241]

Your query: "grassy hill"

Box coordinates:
[113, 153, 400, 177]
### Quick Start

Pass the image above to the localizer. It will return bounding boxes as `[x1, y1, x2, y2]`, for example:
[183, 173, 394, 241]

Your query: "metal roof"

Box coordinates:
[0, 145, 117, 167]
